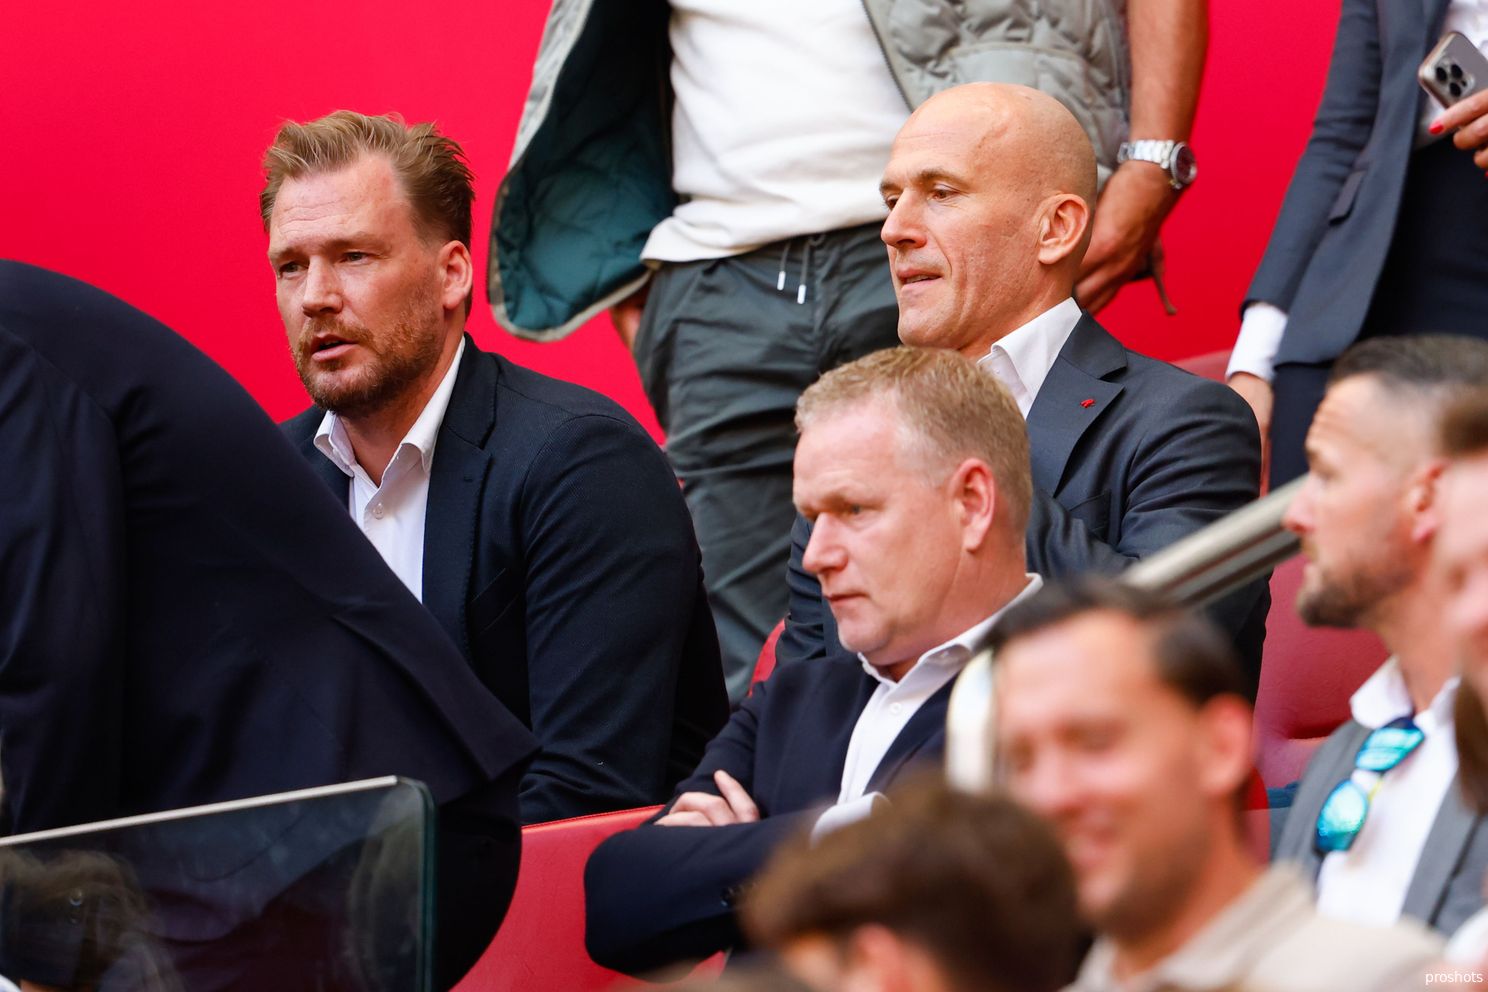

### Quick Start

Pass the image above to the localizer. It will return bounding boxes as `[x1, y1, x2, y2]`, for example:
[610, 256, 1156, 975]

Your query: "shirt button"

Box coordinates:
[889, 703, 903, 716]
[371, 504, 385, 519]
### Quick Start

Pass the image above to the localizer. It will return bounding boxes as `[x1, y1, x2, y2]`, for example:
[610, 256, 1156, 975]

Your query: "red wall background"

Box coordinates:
[0, 2, 1339, 436]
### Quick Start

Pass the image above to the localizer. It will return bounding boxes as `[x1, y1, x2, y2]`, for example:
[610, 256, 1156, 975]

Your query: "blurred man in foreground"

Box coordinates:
[743, 777, 1083, 992]
[995, 580, 1442, 992]
[585, 347, 1041, 974]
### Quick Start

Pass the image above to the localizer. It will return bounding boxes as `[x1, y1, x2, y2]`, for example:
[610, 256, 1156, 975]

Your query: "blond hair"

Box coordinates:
[259, 110, 474, 249]
[796, 347, 1032, 533]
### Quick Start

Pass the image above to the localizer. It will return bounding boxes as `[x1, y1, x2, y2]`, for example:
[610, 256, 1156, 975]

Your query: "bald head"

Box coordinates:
[910, 84, 1097, 204]
[880, 83, 1098, 357]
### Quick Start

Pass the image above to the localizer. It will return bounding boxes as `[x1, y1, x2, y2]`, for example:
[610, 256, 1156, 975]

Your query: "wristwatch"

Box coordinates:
[1117, 139, 1198, 190]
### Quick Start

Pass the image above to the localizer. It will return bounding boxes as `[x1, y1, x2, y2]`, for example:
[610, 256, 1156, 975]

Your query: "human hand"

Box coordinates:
[1431, 89, 1488, 169]
[1228, 371, 1273, 487]
[1075, 163, 1180, 313]
[609, 286, 649, 352]
[655, 770, 760, 827]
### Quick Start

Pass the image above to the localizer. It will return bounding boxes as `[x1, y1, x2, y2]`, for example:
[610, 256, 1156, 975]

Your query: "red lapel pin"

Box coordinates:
[1080, 398, 1095, 408]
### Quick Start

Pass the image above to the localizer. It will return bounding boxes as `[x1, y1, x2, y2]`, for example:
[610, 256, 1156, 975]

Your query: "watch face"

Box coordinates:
[1173, 144, 1197, 185]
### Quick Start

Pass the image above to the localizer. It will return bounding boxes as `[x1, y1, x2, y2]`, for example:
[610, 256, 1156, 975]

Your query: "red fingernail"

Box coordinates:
[1430, 120, 1445, 134]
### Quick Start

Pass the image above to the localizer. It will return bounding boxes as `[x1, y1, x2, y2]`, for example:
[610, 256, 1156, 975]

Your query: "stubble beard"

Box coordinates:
[1295, 557, 1410, 630]
[293, 289, 446, 421]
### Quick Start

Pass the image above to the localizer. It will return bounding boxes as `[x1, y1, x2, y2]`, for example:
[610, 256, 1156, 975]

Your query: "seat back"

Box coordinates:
[455, 807, 723, 992]
[1253, 557, 1386, 788]
[750, 619, 786, 692]
[1174, 348, 1230, 382]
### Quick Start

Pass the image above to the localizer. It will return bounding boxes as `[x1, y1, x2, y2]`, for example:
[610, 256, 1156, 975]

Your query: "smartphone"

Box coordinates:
[1419, 31, 1488, 109]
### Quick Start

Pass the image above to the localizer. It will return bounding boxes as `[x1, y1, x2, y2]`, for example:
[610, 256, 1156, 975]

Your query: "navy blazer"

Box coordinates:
[584, 653, 953, 974]
[284, 339, 729, 824]
[1247, 0, 1452, 364]
[0, 261, 537, 832]
[778, 315, 1269, 687]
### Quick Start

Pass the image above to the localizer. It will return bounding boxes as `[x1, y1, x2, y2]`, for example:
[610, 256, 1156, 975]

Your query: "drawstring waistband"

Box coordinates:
[776, 233, 827, 305]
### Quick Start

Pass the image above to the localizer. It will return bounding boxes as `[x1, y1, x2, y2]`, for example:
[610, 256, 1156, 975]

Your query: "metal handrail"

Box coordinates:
[944, 476, 1306, 792]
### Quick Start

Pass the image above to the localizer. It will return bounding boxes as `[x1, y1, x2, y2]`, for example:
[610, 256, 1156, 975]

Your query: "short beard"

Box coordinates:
[1087, 829, 1209, 944]
[1295, 559, 1411, 630]
[292, 292, 445, 421]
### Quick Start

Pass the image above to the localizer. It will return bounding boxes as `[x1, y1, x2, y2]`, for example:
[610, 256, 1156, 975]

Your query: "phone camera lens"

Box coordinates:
[1438, 66, 1450, 82]
[1451, 63, 1465, 79]
[1451, 81, 1464, 97]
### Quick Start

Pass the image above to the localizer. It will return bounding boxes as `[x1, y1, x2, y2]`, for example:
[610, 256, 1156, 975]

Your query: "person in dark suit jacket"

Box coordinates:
[263, 112, 729, 825]
[1271, 337, 1488, 935]
[586, 346, 1045, 974]
[1227, 0, 1488, 486]
[0, 259, 538, 988]
[778, 83, 1268, 688]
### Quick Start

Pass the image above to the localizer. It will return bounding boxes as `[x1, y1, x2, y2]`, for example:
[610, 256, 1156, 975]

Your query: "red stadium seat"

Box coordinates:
[455, 807, 724, 992]
[750, 619, 786, 692]
[1175, 348, 1230, 382]
[1252, 557, 1386, 790]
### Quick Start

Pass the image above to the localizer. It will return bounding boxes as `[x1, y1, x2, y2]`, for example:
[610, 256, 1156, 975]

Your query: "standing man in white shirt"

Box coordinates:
[584, 346, 1041, 976]
[1228, 0, 1488, 486]
[779, 83, 1269, 690]
[1272, 335, 1488, 934]
[493, 0, 1208, 701]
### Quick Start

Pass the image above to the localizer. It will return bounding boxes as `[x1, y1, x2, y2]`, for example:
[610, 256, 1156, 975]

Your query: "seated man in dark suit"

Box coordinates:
[262, 111, 729, 824]
[0, 260, 537, 988]
[778, 83, 1268, 689]
[1273, 335, 1488, 936]
[585, 346, 1043, 974]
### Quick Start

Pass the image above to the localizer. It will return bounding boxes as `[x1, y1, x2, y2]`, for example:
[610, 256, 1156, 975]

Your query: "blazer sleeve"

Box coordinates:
[1245, 0, 1384, 311]
[0, 336, 126, 833]
[515, 413, 727, 824]
[583, 671, 805, 973]
[1024, 377, 1267, 666]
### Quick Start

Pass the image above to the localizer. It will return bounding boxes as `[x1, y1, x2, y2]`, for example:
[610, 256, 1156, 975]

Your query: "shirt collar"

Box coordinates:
[976, 297, 1082, 416]
[1350, 656, 1460, 732]
[858, 573, 1044, 686]
[314, 337, 466, 479]
[1072, 868, 1312, 992]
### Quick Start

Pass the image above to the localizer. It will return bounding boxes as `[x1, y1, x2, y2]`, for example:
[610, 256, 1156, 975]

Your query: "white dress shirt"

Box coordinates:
[1315, 657, 1461, 928]
[976, 298, 1083, 417]
[1229, 10, 1488, 383]
[812, 574, 1043, 839]
[313, 338, 465, 601]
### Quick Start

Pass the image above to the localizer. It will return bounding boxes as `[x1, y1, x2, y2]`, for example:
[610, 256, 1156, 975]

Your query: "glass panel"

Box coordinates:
[0, 777, 433, 992]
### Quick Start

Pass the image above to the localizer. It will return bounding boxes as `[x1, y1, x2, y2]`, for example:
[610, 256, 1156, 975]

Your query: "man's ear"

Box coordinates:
[438, 240, 474, 314]
[1036, 194, 1091, 267]
[949, 458, 997, 553]
[843, 924, 917, 992]
[1196, 695, 1254, 803]
[1406, 456, 1449, 545]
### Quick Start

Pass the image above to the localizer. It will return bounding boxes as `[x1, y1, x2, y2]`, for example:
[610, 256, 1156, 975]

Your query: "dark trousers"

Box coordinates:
[1270, 137, 1488, 486]
[633, 222, 900, 700]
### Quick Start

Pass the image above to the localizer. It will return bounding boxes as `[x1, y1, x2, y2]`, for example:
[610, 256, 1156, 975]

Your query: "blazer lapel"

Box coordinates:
[422, 340, 496, 657]
[308, 442, 352, 504]
[1402, 773, 1479, 923]
[1281, 722, 1371, 881]
[865, 678, 957, 793]
[1025, 315, 1126, 495]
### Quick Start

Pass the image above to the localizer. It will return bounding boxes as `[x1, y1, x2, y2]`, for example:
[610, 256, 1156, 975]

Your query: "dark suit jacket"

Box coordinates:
[1246, 0, 1450, 364]
[778, 315, 1269, 687]
[284, 339, 729, 824]
[584, 653, 953, 974]
[1274, 717, 1488, 934]
[0, 260, 536, 832]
